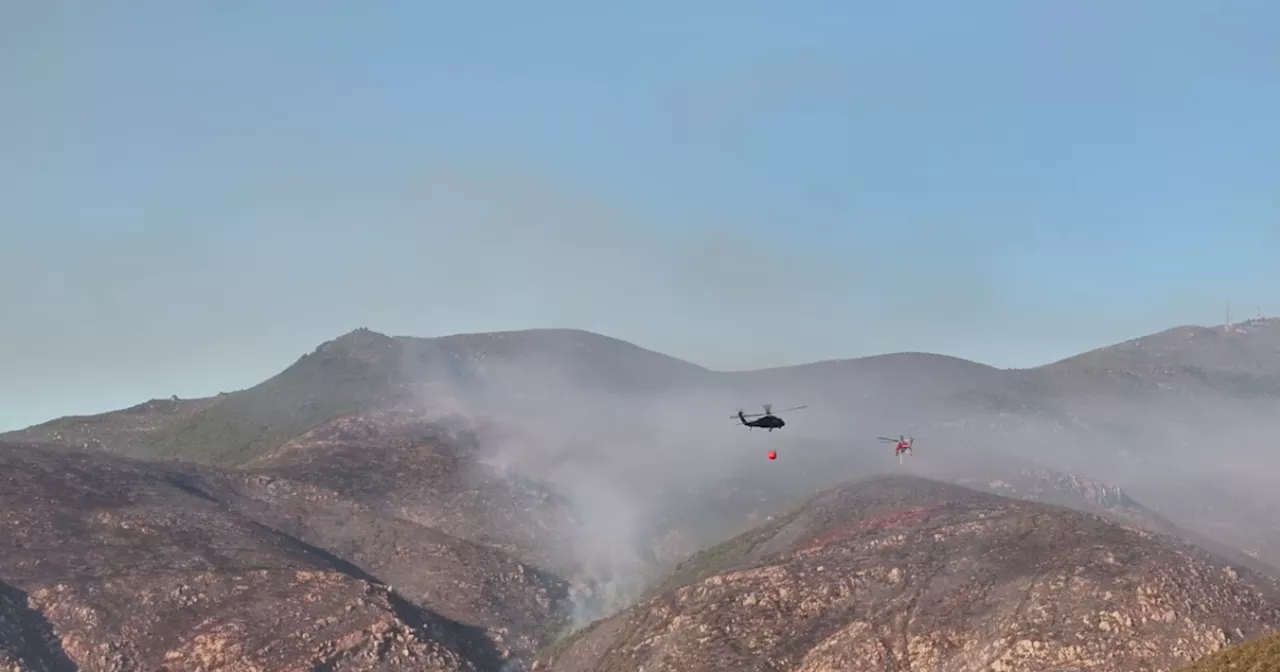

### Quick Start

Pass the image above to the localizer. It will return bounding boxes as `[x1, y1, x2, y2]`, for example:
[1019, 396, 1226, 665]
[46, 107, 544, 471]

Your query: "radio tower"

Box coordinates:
[1225, 301, 1232, 329]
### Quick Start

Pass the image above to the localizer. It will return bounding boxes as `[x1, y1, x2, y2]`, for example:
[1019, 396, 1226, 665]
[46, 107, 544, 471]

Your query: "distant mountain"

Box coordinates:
[3, 327, 711, 467]
[1035, 318, 1280, 396]
[537, 476, 1280, 672]
[14, 321, 1280, 468]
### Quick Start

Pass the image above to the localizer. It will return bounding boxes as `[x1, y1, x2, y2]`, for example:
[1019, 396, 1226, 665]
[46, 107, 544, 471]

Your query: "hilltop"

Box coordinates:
[1029, 319, 1280, 404]
[3, 327, 709, 467]
[537, 475, 1280, 672]
[1042, 318, 1280, 379]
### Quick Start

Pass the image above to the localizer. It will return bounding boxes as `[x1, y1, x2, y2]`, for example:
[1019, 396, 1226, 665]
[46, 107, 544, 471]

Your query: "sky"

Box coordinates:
[2, 0, 1278, 431]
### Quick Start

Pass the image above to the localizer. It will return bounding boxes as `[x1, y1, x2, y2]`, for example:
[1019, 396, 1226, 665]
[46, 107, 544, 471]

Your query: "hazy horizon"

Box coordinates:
[3, 1, 1277, 431]
[0, 317, 1253, 432]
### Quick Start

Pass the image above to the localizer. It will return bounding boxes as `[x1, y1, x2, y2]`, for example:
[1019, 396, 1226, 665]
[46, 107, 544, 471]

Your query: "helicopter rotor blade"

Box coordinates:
[877, 437, 899, 442]
[774, 405, 807, 413]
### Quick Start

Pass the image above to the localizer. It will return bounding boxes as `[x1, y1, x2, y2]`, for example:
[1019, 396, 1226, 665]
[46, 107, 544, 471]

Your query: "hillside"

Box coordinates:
[240, 407, 581, 574]
[9, 321, 1280, 642]
[8, 321, 1280, 565]
[537, 476, 1280, 672]
[1043, 318, 1280, 374]
[3, 327, 710, 467]
[1036, 319, 1280, 397]
[1178, 631, 1280, 671]
[2, 329, 410, 466]
[0, 441, 572, 670]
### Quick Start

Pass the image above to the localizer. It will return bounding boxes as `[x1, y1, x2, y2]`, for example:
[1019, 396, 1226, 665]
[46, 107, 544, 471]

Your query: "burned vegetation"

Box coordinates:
[7, 326, 1280, 671]
[538, 476, 1280, 672]
[0, 441, 570, 671]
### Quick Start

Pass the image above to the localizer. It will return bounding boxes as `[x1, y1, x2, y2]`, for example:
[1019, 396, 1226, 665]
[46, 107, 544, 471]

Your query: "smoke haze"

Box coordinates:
[363, 323, 1280, 625]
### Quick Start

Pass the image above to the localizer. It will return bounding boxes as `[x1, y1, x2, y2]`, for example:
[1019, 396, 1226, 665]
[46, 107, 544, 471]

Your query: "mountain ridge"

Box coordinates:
[6, 321, 1280, 669]
[8, 321, 1280, 581]
[12, 319, 1278, 466]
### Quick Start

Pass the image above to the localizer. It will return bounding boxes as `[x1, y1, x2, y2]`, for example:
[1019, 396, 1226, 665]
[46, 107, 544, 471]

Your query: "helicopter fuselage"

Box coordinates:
[740, 412, 785, 431]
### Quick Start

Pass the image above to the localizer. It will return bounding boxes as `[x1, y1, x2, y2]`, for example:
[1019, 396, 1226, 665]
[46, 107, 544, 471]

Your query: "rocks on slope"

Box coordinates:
[208, 468, 572, 660]
[1176, 630, 1280, 671]
[0, 442, 564, 671]
[239, 407, 580, 577]
[538, 475, 1280, 672]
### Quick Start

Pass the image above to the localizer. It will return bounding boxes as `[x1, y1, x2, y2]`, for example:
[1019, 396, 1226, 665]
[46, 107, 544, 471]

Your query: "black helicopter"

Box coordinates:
[733, 404, 807, 431]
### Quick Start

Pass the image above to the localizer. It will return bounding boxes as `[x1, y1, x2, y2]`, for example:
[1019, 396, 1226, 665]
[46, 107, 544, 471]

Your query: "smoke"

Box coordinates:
[394, 330, 798, 624]
[390, 320, 1280, 633]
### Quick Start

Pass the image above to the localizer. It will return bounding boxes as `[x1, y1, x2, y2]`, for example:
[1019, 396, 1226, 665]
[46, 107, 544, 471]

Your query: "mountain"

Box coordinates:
[0, 440, 570, 670]
[17, 321, 1280, 468]
[8, 322, 1280, 579]
[3, 327, 709, 467]
[1040, 318, 1280, 384]
[8, 320, 1280, 669]
[536, 476, 1280, 672]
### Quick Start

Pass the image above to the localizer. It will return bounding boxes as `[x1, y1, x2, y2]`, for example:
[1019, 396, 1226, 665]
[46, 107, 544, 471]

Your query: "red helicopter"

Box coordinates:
[878, 435, 915, 463]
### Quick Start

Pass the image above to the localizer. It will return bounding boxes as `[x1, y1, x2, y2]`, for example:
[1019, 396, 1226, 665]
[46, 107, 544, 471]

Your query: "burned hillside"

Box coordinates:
[538, 476, 1280, 672]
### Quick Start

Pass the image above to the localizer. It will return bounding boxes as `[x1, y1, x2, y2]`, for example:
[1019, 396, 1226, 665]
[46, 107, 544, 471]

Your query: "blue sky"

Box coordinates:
[2, 1, 1278, 430]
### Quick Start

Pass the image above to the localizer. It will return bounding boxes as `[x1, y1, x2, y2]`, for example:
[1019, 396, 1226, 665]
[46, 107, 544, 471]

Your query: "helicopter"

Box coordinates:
[879, 435, 916, 463]
[733, 404, 807, 432]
